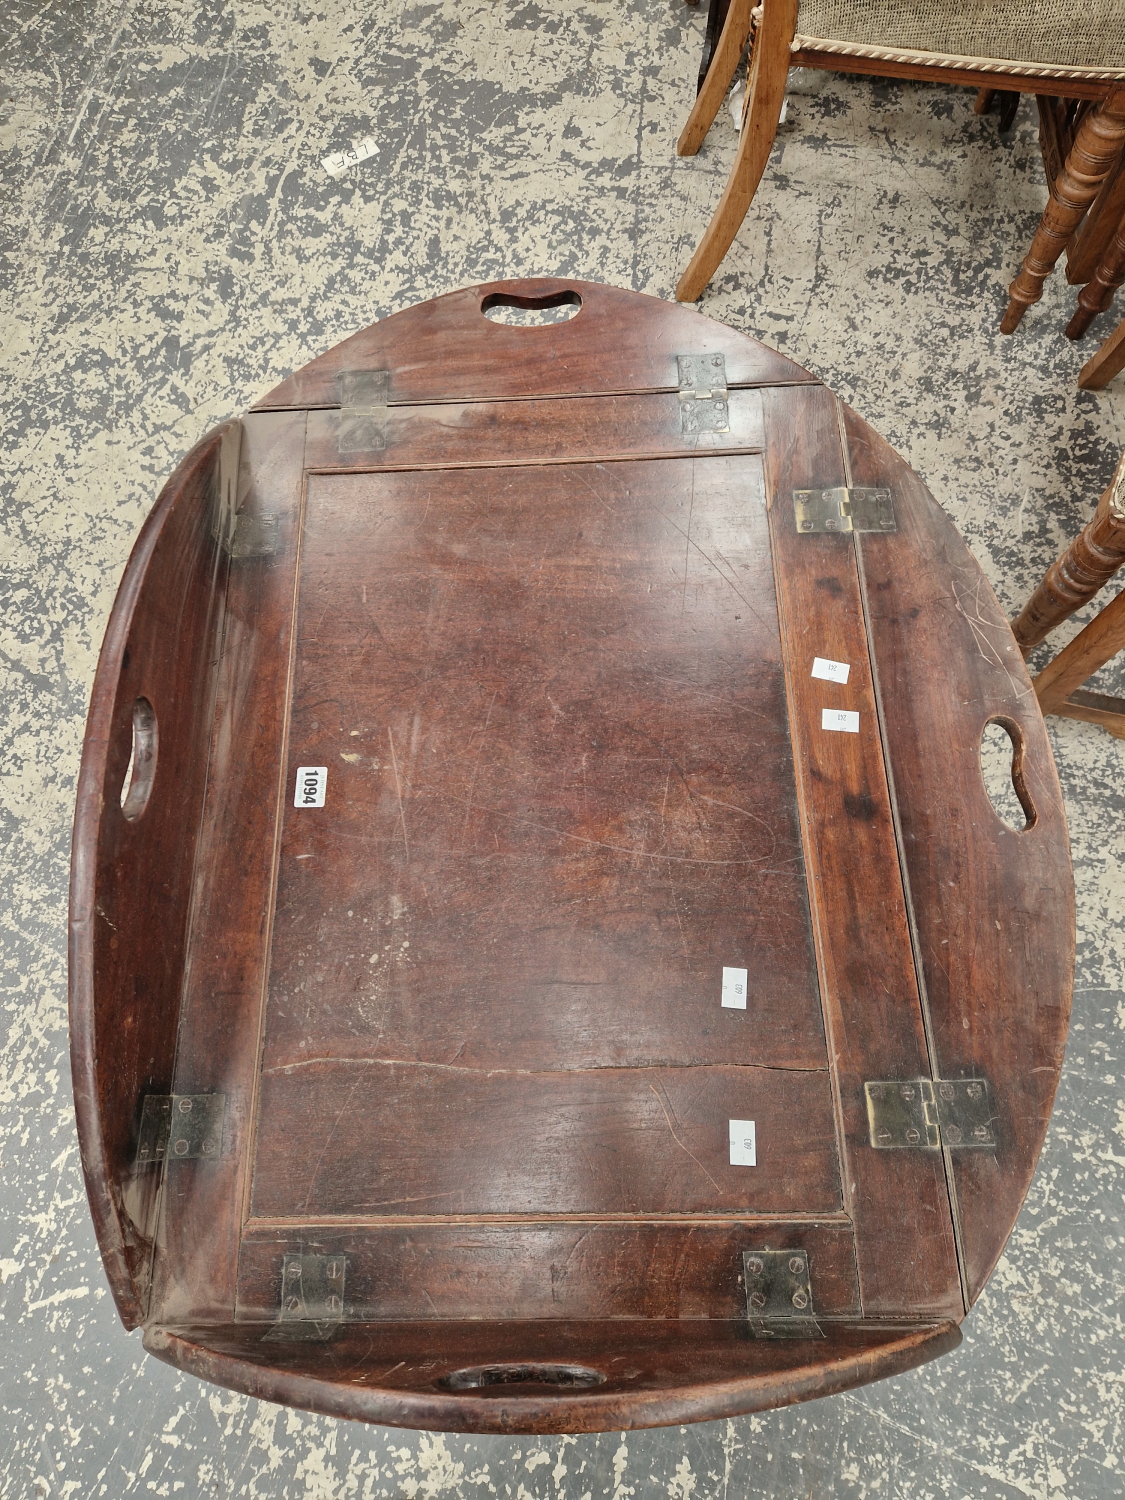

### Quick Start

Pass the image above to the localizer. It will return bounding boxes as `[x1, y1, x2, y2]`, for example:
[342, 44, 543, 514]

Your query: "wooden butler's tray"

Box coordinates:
[70, 280, 1075, 1433]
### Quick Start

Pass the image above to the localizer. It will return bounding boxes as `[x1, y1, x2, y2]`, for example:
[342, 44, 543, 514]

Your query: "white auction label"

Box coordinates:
[322, 136, 377, 179]
[293, 766, 328, 808]
[821, 709, 859, 733]
[721, 966, 748, 1010]
[811, 656, 850, 684]
[729, 1119, 757, 1167]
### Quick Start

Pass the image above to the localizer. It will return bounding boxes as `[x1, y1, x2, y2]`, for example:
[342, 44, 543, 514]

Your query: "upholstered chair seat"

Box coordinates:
[795, 0, 1125, 76]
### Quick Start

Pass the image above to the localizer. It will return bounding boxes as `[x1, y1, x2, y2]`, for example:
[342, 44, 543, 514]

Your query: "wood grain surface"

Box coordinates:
[69, 424, 233, 1327]
[253, 280, 815, 410]
[147, 413, 307, 1324]
[762, 386, 962, 1320]
[845, 407, 1075, 1303]
[71, 280, 1073, 1431]
[145, 1318, 961, 1434]
[234, 1221, 860, 1321]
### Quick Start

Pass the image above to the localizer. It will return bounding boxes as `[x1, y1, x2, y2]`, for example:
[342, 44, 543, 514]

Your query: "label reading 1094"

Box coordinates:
[294, 766, 328, 808]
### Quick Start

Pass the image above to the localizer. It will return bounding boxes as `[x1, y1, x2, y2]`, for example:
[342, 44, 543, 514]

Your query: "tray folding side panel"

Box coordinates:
[70, 280, 1074, 1432]
[69, 421, 239, 1325]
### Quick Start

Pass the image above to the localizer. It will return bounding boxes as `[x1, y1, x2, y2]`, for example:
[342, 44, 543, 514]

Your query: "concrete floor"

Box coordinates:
[2, 2, 1124, 1495]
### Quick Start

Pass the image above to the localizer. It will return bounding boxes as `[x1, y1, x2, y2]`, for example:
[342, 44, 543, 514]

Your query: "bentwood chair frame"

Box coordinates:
[675, 0, 1125, 325]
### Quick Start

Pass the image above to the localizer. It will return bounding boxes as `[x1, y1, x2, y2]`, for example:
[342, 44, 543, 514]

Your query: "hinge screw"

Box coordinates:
[749, 1291, 766, 1308]
[745, 1257, 763, 1276]
[791, 1290, 809, 1310]
[939, 1082, 955, 1100]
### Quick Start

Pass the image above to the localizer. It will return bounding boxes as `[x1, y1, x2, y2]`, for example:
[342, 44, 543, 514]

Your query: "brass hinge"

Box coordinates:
[227, 512, 279, 559]
[264, 1254, 347, 1343]
[864, 1078, 995, 1149]
[677, 354, 730, 435]
[338, 369, 389, 453]
[743, 1249, 823, 1339]
[793, 487, 896, 534]
[134, 1094, 227, 1167]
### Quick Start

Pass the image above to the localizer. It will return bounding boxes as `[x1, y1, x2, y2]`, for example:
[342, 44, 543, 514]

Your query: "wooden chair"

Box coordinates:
[675, 0, 1125, 314]
[1077, 312, 1125, 388]
[1012, 449, 1125, 739]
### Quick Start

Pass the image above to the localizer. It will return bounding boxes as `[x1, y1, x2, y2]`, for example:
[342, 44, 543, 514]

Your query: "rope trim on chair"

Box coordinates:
[791, 36, 1125, 82]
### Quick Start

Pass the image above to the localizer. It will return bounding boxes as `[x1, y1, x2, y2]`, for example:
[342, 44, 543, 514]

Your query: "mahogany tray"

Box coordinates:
[69, 279, 1075, 1434]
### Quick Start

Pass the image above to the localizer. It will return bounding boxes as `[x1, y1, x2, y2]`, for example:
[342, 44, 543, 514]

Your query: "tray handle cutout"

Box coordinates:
[979, 716, 1037, 830]
[440, 1362, 606, 1392]
[120, 696, 158, 821]
[481, 289, 582, 326]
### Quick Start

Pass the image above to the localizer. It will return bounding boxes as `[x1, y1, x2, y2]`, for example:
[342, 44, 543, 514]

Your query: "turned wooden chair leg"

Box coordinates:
[1078, 315, 1125, 388]
[1066, 210, 1125, 338]
[675, 0, 797, 301]
[678, 0, 756, 158]
[1012, 452, 1125, 654]
[1002, 88, 1125, 333]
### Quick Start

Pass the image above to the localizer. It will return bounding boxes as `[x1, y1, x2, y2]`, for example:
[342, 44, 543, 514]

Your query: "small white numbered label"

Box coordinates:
[729, 1119, 757, 1167]
[721, 966, 748, 1010]
[811, 656, 850, 684]
[293, 766, 327, 808]
[322, 136, 377, 179]
[821, 709, 859, 733]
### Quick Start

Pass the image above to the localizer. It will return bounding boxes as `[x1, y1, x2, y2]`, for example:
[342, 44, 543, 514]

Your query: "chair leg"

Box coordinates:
[975, 87, 1019, 132]
[678, 0, 755, 157]
[675, 0, 798, 301]
[1034, 584, 1125, 714]
[1078, 314, 1125, 388]
[696, 0, 733, 96]
[997, 91, 1020, 133]
[1002, 87, 1125, 334]
[1066, 210, 1125, 338]
[1011, 454, 1125, 654]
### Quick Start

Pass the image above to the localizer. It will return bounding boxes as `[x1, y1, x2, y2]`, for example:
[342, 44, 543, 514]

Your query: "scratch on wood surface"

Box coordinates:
[461, 688, 499, 848]
[300, 1063, 374, 1213]
[387, 725, 411, 860]
[951, 570, 1033, 703]
[696, 793, 779, 857]
[681, 463, 696, 615]
[264, 1056, 827, 1077]
[648, 1083, 722, 1193]
[440, 792, 781, 866]
[658, 495, 771, 633]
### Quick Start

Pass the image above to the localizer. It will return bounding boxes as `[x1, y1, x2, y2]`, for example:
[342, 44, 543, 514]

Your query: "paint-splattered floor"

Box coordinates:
[2, 2, 1123, 1495]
